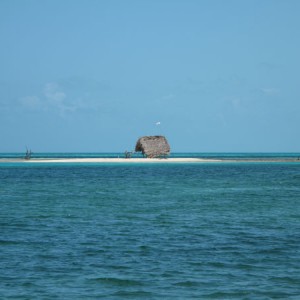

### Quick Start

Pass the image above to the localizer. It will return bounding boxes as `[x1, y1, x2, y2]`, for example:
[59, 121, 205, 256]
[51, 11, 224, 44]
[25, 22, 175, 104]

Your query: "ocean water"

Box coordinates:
[1, 156, 300, 299]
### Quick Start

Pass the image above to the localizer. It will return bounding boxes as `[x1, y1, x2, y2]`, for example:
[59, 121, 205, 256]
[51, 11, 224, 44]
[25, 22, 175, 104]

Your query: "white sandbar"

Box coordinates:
[25, 158, 222, 163]
[1, 158, 299, 163]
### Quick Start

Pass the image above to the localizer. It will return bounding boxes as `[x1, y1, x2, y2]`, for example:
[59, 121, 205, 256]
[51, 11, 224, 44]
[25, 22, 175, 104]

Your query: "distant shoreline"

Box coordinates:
[0, 158, 220, 163]
[0, 157, 299, 163]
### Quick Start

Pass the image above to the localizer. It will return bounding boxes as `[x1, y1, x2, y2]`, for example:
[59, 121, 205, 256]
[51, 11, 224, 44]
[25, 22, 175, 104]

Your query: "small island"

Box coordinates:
[1, 136, 299, 164]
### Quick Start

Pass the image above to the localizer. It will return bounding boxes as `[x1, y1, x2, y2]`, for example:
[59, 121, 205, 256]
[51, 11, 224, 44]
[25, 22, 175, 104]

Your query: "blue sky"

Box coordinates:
[1, 0, 300, 152]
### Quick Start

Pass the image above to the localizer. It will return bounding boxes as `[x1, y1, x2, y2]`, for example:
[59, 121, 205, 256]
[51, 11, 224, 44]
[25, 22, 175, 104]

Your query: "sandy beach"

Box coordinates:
[0, 158, 222, 163]
[28, 158, 223, 163]
[1, 157, 299, 164]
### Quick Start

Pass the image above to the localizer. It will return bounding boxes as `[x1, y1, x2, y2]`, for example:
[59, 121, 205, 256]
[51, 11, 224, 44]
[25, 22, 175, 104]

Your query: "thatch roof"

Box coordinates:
[135, 136, 170, 158]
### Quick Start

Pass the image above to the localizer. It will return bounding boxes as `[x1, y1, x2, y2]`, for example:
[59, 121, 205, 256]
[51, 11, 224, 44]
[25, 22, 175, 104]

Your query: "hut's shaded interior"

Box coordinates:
[135, 136, 170, 158]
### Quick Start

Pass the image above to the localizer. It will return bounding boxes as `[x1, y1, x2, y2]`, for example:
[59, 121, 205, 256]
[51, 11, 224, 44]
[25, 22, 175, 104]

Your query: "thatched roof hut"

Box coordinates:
[135, 136, 170, 158]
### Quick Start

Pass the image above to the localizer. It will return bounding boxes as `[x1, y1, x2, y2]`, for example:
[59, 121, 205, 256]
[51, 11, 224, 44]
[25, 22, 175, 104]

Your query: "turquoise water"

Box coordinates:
[1, 156, 300, 299]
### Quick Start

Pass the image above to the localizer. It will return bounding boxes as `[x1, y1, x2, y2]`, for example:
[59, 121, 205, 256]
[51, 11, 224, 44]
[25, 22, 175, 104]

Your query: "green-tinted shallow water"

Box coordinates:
[1, 161, 300, 299]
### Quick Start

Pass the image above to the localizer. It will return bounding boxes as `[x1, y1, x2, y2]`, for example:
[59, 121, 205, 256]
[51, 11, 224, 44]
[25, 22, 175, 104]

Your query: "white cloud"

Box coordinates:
[18, 79, 108, 116]
[19, 96, 42, 110]
[231, 97, 241, 109]
[44, 82, 66, 104]
[261, 88, 279, 96]
[43, 82, 78, 115]
[19, 83, 74, 116]
[161, 93, 175, 101]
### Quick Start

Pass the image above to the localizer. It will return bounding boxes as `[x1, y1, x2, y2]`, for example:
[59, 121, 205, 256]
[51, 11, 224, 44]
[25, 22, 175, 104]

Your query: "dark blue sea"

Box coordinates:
[1, 153, 300, 299]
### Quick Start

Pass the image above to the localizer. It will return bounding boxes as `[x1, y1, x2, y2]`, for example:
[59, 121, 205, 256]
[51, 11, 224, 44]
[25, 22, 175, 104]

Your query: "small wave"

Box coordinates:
[88, 277, 143, 287]
[270, 276, 300, 285]
[173, 280, 200, 287]
[0, 240, 20, 245]
[205, 291, 248, 298]
[111, 290, 153, 297]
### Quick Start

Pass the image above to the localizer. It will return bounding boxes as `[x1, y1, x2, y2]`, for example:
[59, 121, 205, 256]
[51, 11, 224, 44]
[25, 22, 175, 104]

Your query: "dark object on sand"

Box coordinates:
[25, 148, 32, 160]
[135, 136, 170, 158]
[124, 151, 132, 159]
